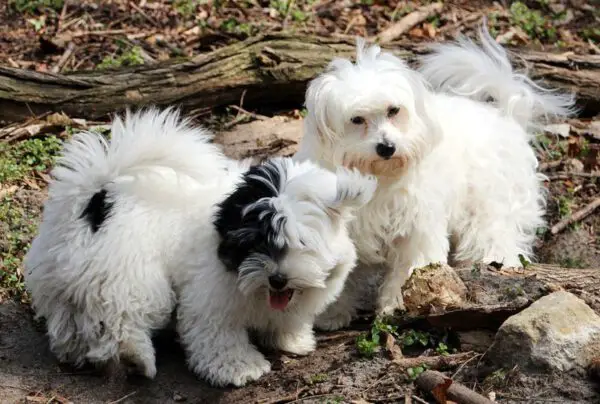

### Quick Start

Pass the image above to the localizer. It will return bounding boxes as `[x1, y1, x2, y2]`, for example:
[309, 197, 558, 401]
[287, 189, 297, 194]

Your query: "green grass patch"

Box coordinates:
[0, 136, 62, 185]
[509, 1, 556, 41]
[9, 0, 63, 13]
[98, 46, 145, 70]
[0, 135, 63, 301]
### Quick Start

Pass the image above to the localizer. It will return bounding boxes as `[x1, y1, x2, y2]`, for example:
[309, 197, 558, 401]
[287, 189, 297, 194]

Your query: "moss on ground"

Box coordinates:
[0, 136, 63, 301]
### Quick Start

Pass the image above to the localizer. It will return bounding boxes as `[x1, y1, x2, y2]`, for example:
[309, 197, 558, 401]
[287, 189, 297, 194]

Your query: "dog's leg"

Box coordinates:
[177, 307, 271, 387]
[273, 321, 316, 355]
[118, 326, 157, 379]
[314, 271, 362, 331]
[378, 226, 450, 316]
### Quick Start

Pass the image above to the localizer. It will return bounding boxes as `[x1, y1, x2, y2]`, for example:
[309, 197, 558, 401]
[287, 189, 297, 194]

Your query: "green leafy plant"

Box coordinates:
[98, 46, 145, 70]
[510, 2, 556, 41]
[309, 373, 328, 384]
[356, 317, 397, 357]
[407, 364, 428, 380]
[518, 254, 531, 269]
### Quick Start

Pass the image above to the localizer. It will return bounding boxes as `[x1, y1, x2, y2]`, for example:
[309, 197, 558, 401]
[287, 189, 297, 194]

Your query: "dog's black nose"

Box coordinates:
[268, 273, 288, 290]
[376, 142, 396, 159]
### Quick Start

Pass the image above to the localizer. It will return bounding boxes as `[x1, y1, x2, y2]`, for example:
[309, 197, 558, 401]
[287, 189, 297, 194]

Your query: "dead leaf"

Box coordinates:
[431, 377, 453, 404]
[46, 112, 73, 126]
[22, 176, 41, 190]
[0, 185, 18, 199]
[382, 331, 403, 360]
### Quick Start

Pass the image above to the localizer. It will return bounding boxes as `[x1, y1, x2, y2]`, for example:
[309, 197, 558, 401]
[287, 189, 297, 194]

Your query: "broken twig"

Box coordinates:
[391, 352, 477, 371]
[416, 370, 493, 404]
[551, 197, 600, 235]
[377, 3, 444, 44]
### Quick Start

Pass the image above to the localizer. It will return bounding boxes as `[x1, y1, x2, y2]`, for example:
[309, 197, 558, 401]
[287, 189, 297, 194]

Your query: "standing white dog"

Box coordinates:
[24, 108, 376, 386]
[294, 26, 574, 322]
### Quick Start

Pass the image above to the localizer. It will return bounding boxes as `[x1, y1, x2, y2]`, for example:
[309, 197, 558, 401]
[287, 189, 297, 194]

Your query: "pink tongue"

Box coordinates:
[269, 291, 290, 310]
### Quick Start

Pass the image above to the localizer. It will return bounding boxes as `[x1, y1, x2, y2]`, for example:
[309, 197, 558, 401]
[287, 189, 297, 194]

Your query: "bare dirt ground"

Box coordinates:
[1, 1, 600, 403]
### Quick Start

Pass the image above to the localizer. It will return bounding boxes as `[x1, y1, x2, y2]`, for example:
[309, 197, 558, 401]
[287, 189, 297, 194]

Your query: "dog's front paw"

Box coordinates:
[276, 329, 316, 356]
[200, 351, 271, 387]
[315, 310, 353, 331]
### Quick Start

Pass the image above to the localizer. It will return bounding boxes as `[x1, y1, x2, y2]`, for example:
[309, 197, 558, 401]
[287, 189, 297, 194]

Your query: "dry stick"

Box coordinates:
[438, 12, 483, 34]
[539, 160, 563, 171]
[551, 197, 600, 235]
[129, 1, 160, 27]
[415, 370, 493, 404]
[106, 391, 137, 404]
[376, 2, 444, 44]
[411, 395, 430, 404]
[391, 352, 477, 371]
[56, 0, 68, 32]
[52, 42, 76, 73]
[550, 171, 600, 179]
[266, 386, 310, 404]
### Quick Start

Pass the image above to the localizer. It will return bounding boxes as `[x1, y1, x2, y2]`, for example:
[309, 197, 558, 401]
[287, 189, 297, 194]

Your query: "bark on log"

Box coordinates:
[1, 34, 599, 122]
[390, 263, 600, 331]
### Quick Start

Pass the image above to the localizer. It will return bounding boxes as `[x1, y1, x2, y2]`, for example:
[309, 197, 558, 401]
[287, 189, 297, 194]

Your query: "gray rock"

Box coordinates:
[489, 291, 600, 374]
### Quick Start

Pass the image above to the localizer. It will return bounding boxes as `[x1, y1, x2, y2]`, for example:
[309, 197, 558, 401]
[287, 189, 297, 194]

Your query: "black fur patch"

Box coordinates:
[80, 189, 113, 233]
[214, 160, 288, 272]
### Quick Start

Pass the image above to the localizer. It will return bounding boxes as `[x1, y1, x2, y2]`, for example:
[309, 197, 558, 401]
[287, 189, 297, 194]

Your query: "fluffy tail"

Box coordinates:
[418, 24, 575, 130]
[50, 107, 229, 202]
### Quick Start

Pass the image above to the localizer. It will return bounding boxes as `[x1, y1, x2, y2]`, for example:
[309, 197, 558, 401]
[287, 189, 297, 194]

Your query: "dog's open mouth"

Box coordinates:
[269, 289, 294, 311]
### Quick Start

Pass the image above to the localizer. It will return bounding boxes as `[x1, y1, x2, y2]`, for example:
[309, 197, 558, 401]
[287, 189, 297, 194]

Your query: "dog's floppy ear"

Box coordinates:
[326, 167, 377, 220]
[217, 228, 259, 272]
[303, 71, 341, 144]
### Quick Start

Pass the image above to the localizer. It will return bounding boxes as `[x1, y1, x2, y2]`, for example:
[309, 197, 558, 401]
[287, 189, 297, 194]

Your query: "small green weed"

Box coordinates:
[356, 317, 397, 357]
[27, 15, 46, 31]
[0, 196, 41, 301]
[581, 28, 600, 43]
[561, 257, 585, 269]
[504, 285, 525, 300]
[10, 0, 63, 13]
[269, 0, 308, 21]
[510, 2, 556, 41]
[0, 135, 63, 300]
[435, 342, 450, 356]
[98, 46, 145, 70]
[407, 364, 428, 380]
[174, 0, 201, 17]
[309, 373, 328, 384]
[0, 136, 62, 184]
[518, 254, 531, 268]
[220, 18, 257, 36]
[484, 368, 509, 388]
[557, 196, 572, 218]
[398, 329, 430, 348]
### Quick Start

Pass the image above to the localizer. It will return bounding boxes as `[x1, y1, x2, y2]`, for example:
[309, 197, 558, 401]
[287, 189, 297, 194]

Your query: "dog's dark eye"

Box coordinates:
[387, 106, 400, 118]
[351, 116, 365, 125]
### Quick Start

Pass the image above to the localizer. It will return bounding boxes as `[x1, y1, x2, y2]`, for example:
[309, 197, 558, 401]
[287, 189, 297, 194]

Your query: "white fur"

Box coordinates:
[174, 158, 376, 387]
[24, 108, 376, 386]
[24, 108, 229, 378]
[295, 28, 574, 321]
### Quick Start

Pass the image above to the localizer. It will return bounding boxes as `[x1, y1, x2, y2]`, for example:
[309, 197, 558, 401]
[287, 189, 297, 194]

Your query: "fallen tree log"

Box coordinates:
[1, 34, 599, 122]
[388, 263, 600, 331]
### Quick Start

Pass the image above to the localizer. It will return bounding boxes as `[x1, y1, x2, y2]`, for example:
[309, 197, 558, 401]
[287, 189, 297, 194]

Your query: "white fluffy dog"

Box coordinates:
[24, 108, 376, 386]
[294, 27, 574, 322]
